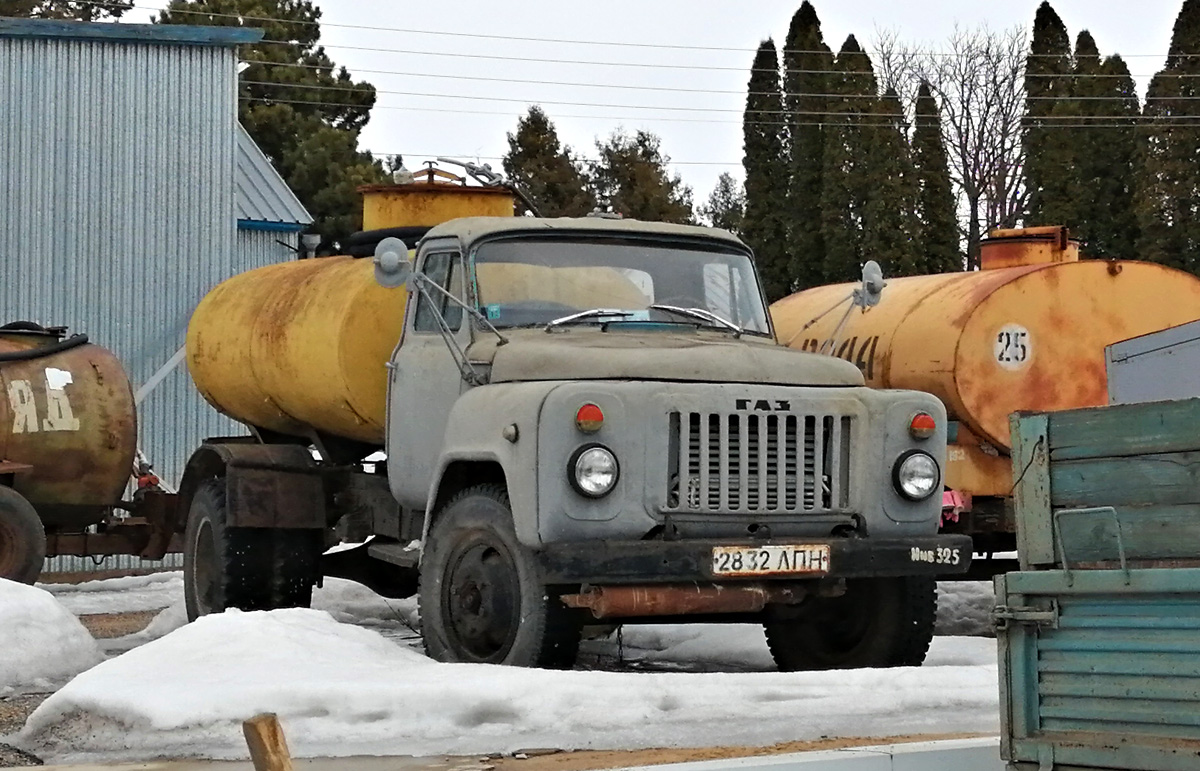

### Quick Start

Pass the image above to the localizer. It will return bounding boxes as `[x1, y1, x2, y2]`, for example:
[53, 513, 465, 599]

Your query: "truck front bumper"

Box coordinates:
[536, 534, 973, 584]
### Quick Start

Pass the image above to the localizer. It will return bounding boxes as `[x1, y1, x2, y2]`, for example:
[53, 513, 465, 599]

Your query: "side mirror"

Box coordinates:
[373, 237, 412, 288]
[856, 260, 885, 308]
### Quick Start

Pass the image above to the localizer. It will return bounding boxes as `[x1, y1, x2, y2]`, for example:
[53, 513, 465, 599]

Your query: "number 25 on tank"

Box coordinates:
[6, 368, 81, 433]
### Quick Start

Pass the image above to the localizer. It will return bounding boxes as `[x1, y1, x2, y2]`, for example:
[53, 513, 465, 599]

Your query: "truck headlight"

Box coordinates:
[570, 445, 619, 498]
[893, 451, 939, 501]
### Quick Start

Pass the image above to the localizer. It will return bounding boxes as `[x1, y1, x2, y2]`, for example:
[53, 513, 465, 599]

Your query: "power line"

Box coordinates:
[87, 0, 1200, 60]
[241, 62, 1160, 101]
[239, 95, 1189, 128]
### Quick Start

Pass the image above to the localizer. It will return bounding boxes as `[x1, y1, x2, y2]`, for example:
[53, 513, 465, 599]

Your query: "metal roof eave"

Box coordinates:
[0, 18, 263, 46]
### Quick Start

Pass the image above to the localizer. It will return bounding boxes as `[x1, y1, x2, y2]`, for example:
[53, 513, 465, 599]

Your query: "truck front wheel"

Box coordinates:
[763, 576, 936, 671]
[0, 486, 45, 584]
[183, 479, 319, 621]
[419, 484, 581, 668]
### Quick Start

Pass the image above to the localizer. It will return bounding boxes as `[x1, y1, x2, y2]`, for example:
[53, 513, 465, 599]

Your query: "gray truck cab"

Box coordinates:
[373, 216, 971, 669]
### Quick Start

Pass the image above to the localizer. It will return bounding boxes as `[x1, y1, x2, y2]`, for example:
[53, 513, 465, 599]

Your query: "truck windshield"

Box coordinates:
[472, 238, 771, 335]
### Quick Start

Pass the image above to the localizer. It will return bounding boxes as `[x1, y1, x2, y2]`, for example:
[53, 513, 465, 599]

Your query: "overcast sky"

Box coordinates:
[133, 1, 1189, 202]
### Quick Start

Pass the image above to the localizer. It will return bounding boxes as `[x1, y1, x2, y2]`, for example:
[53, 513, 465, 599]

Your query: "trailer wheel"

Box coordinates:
[0, 486, 45, 584]
[764, 576, 936, 671]
[419, 484, 580, 668]
[184, 479, 319, 621]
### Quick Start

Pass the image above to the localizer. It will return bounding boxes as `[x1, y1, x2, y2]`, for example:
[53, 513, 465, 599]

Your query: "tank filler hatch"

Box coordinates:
[980, 225, 1080, 270]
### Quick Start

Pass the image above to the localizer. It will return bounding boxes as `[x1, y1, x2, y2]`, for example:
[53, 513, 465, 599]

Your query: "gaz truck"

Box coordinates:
[178, 165, 971, 670]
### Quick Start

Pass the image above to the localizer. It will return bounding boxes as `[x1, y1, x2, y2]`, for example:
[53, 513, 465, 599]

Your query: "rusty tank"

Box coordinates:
[770, 227, 1200, 505]
[1, 322, 138, 582]
[187, 172, 515, 445]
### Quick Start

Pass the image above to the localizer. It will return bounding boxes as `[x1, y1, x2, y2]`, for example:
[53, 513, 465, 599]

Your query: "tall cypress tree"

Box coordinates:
[1071, 34, 1140, 258]
[1024, 2, 1075, 226]
[862, 88, 920, 277]
[1136, 0, 1200, 273]
[783, 2, 833, 290]
[820, 35, 877, 284]
[742, 39, 791, 302]
[911, 81, 962, 273]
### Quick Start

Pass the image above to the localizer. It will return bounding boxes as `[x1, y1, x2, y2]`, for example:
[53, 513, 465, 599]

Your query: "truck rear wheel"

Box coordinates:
[419, 484, 581, 668]
[184, 479, 319, 621]
[764, 576, 936, 671]
[0, 486, 45, 584]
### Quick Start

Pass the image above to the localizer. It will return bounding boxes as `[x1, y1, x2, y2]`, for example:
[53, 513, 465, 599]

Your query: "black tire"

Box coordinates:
[0, 486, 45, 584]
[764, 576, 937, 671]
[419, 484, 581, 668]
[184, 479, 320, 621]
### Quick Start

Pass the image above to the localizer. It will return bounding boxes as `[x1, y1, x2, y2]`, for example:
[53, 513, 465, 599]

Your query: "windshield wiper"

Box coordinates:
[545, 308, 638, 331]
[649, 304, 742, 337]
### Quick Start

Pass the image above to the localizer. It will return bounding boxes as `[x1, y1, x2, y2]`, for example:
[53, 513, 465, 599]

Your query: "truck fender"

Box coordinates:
[177, 441, 326, 531]
[422, 451, 540, 551]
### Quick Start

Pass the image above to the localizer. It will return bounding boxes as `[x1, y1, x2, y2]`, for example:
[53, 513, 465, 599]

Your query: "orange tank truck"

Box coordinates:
[770, 226, 1200, 568]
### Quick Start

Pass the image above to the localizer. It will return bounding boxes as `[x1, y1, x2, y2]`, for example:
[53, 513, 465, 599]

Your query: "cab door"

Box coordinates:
[386, 241, 471, 511]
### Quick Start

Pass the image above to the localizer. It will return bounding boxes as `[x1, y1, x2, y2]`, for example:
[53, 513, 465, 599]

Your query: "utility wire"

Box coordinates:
[84, 0, 1200, 60]
[241, 64, 1161, 101]
[239, 94, 1189, 128]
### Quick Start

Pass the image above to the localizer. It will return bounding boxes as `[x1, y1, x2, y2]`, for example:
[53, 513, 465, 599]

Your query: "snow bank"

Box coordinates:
[0, 579, 103, 694]
[22, 609, 998, 762]
[936, 582, 996, 637]
[39, 572, 183, 615]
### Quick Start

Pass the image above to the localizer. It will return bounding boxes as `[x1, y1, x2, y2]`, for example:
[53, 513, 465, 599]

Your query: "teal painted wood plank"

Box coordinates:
[1048, 398, 1200, 461]
[1007, 567, 1200, 595]
[1050, 452, 1200, 509]
[1015, 738, 1200, 771]
[1050, 504, 1200, 562]
[1038, 651, 1200, 677]
[1012, 413, 1054, 567]
[1040, 697, 1200, 726]
[1040, 673, 1200, 701]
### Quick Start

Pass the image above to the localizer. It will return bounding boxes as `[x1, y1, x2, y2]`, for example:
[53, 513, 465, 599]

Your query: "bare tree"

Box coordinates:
[879, 25, 1028, 268]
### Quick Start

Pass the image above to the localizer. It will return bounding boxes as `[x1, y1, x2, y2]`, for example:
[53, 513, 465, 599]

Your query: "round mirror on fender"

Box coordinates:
[373, 237, 412, 288]
[858, 260, 886, 307]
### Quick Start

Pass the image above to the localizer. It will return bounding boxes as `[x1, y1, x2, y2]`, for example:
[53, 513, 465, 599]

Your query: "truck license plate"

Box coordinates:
[711, 545, 831, 577]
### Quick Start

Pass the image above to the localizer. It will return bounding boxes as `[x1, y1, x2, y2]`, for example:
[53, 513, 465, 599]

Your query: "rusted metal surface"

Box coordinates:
[561, 583, 806, 619]
[200, 443, 328, 529]
[45, 527, 183, 558]
[980, 226, 1077, 270]
[0, 326, 137, 527]
[359, 180, 514, 229]
[771, 228, 1200, 502]
[0, 460, 32, 475]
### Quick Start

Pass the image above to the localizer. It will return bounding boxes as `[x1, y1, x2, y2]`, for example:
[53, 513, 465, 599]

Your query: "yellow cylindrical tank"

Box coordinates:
[187, 257, 407, 445]
[770, 228, 1200, 495]
[360, 183, 514, 230]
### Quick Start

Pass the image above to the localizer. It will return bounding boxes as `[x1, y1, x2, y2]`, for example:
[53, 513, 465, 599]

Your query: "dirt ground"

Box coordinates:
[480, 734, 988, 771]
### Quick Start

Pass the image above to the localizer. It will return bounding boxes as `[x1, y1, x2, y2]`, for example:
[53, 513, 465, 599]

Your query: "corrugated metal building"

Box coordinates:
[1, 18, 309, 487]
[236, 122, 313, 265]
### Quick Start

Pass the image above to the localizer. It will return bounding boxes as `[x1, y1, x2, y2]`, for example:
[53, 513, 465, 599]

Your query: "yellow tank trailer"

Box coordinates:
[771, 227, 1200, 557]
[187, 175, 514, 445]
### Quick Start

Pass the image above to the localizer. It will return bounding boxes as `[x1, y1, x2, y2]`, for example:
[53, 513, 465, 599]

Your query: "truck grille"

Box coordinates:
[664, 411, 853, 514]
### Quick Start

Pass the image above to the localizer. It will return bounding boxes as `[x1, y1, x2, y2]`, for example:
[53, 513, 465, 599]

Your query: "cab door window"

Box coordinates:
[413, 252, 464, 332]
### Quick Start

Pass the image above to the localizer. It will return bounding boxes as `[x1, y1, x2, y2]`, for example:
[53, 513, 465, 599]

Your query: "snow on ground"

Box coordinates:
[0, 579, 103, 695]
[39, 572, 183, 615]
[19, 608, 999, 763]
[937, 582, 996, 637]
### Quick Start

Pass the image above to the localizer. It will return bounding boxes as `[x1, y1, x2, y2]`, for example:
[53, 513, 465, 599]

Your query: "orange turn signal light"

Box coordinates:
[576, 403, 604, 433]
[909, 412, 937, 440]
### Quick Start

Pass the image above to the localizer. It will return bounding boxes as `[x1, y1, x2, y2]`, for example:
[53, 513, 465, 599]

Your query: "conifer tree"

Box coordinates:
[1071, 35, 1139, 258]
[862, 88, 920, 277]
[503, 106, 595, 217]
[911, 81, 962, 273]
[591, 130, 694, 224]
[699, 173, 746, 234]
[1024, 2, 1075, 226]
[820, 36, 876, 284]
[159, 0, 386, 249]
[1136, 0, 1200, 273]
[782, 2, 833, 289]
[742, 39, 792, 301]
[0, 0, 130, 18]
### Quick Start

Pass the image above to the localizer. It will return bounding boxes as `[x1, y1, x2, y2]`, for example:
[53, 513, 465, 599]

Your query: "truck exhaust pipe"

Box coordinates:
[561, 583, 806, 619]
